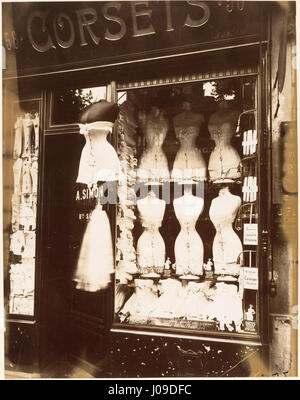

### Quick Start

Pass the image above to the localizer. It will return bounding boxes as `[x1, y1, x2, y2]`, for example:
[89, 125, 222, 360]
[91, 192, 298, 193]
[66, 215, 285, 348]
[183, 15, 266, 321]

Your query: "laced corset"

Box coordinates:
[77, 122, 121, 185]
[144, 119, 167, 149]
[137, 116, 169, 182]
[175, 126, 199, 150]
[208, 115, 240, 181]
[208, 121, 235, 145]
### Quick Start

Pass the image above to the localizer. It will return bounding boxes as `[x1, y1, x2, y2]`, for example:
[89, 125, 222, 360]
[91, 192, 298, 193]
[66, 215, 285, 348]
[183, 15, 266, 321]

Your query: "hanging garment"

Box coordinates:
[22, 114, 33, 157]
[20, 195, 35, 232]
[33, 113, 39, 156]
[13, 116, 23, 159]
[11, 194, 21, 233]
[13, 158, 23, 195]
[30, 159, 38, 194]
[10, 230, 25, 255]
[73, 203, 114, 292]
[23, 232, 36, 258]
[22, 159, 32, 195]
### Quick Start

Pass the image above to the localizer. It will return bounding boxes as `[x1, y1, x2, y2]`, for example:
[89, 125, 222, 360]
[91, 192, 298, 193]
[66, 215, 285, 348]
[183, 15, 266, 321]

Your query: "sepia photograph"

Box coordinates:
[1, 0, 298, 381]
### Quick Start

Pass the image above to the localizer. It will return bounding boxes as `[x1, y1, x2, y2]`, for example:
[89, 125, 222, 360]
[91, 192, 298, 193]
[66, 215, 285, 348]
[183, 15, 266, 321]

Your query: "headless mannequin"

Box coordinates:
[209, 186, 242, 275]
[208, 100, 240, 182]
[137, 106, 169, 183]
[172, 101, 206, 182]
[173, 185, 204, 276]
[136, 190, 166, 275]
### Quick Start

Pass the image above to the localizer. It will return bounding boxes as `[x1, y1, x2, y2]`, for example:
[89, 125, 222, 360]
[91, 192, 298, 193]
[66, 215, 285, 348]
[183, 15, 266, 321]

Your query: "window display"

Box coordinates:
[111, 77, 260, 335]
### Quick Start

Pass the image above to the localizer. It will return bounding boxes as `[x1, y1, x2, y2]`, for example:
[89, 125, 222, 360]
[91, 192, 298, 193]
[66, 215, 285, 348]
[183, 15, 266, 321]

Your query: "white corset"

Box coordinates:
[76, 122, 121, 185]
[174, 194, 204, 275]
[209, 190, 242, 274]
[171, 126, 206, 182]
[137, 115, 169, 183]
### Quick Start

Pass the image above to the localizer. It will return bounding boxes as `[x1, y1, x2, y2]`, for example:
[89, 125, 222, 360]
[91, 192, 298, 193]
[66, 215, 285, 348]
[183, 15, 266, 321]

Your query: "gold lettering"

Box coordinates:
[184, 1, 210, 28]
[76, 7, 100, 46]
[165, 0, 174, 32]
[27, 10, 56, 52]
[131, 1, 155, 38]
[53, 12, 75, 49]
[103, 2, 126, 41]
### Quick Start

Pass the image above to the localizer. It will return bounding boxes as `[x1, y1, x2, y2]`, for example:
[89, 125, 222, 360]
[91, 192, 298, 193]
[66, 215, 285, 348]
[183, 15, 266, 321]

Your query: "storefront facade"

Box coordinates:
[2, 1, 297, 377]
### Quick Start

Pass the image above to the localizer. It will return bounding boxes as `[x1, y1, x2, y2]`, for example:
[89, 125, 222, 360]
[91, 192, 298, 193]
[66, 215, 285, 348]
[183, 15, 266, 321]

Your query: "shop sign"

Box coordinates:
[243, 223, 258, 245]
[243, 267, 258, 290]
[3, 1, 264, 78]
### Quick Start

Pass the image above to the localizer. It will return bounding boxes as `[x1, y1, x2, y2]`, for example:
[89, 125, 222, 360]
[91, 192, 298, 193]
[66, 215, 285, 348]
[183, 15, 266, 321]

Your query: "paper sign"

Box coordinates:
[243, 267, 259, 290]
[243, 223, 258, 245]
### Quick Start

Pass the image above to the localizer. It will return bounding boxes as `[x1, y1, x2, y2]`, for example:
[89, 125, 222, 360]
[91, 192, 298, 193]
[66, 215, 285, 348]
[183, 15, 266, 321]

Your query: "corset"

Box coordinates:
[208, 122, 235, 141]
[76, 122, 121, 185]
[137, 124, 169, 183]
[208, 123, 240, 182]
[176, 127, 199, 148]
[172, 127, 206, 182]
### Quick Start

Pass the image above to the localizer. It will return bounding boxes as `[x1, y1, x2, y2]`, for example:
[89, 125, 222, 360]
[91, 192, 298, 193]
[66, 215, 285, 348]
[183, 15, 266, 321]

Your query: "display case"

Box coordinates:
[111, 73, 265, 340]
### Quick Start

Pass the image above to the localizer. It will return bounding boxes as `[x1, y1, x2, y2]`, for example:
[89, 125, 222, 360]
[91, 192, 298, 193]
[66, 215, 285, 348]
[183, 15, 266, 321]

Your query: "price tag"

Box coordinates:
[243, 223, 258, 245]
[243, 267, 258, 290]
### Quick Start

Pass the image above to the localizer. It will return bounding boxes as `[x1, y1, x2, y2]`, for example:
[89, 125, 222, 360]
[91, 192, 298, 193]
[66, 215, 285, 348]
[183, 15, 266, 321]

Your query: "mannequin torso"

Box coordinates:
[209, 186, 242, 274]
[173, 190, 204, 275]
[208, 101, 240, 182]
[136, 192, 166, 273]
[137, 107, 169, 183]
[172, 103, 206, 182]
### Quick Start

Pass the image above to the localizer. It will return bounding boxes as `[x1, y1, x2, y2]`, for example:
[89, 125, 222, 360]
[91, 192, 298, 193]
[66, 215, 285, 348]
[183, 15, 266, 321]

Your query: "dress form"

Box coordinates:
[171, 101, 206, 182]
[76, 121, 122, 186]
[137, 106, 169, 183]
[208, 101, 240, 182]
[136, 191, 166, 275]
[209, 186, 242, 275]
[173, 186, 204, 276]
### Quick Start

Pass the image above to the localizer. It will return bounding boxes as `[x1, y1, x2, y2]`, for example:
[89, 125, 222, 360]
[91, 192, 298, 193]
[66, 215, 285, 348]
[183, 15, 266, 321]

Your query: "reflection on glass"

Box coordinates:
[52, 86, 107, 125]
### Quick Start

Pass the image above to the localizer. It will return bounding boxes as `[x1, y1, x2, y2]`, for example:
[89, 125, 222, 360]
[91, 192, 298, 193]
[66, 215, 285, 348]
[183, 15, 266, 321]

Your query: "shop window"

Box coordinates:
[113, 76, 259, 335]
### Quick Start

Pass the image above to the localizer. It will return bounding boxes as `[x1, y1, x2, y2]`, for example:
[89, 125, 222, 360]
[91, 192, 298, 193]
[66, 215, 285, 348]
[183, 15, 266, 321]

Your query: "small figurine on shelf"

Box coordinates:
[163, 257, 172, 277]
[245, 304, 255, 321]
